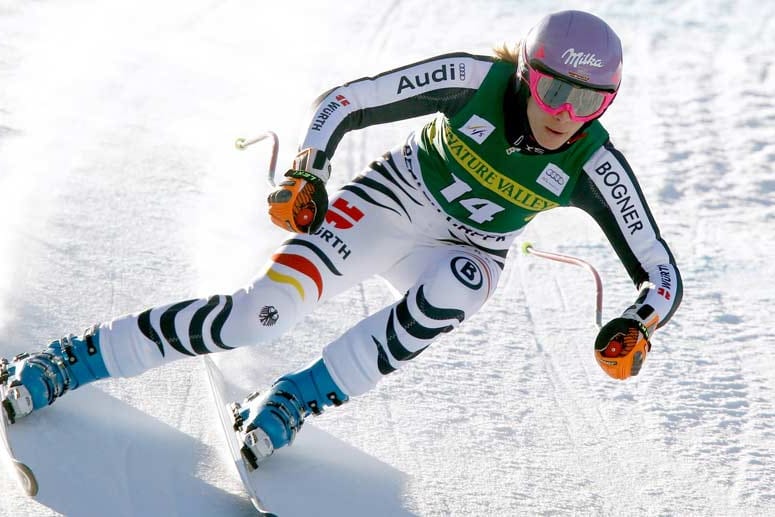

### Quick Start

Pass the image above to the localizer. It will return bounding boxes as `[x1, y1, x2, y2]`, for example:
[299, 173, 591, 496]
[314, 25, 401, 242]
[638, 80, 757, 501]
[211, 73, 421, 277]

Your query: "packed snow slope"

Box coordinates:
[0, 0, 773, 515]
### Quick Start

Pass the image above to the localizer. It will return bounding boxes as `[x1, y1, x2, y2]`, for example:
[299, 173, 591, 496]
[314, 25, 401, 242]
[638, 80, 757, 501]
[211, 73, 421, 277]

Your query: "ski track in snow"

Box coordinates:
[1, 0, 774, 516]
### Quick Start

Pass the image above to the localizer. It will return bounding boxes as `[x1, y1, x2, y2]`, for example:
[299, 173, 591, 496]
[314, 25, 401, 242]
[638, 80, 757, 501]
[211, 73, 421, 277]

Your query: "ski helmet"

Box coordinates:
[519, 10, 623, 93]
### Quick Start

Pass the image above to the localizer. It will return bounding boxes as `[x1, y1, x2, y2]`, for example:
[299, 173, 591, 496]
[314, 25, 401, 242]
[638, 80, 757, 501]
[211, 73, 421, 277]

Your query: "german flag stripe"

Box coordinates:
[271, 253, 324, 300]
[267, 269, 305, 300]
[281, 238, 342, 276]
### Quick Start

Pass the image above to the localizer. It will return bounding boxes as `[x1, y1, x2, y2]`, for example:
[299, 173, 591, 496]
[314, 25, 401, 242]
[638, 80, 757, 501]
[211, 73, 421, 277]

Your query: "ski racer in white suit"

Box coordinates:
[2, 11, 682, 466]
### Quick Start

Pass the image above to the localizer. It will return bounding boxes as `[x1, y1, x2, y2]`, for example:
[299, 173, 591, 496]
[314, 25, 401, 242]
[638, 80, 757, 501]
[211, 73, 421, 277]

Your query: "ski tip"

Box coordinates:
[251, 498, 277, 517]
[15, 460, 39, 496]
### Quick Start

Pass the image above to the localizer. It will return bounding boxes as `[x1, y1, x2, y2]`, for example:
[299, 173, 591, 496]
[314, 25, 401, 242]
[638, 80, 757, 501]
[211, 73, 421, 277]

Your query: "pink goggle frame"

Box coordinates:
[526, 62, 617, 123]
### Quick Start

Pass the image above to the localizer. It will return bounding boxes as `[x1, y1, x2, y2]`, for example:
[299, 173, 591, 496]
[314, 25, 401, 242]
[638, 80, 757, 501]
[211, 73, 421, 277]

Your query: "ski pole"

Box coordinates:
[235, 131, 279, 186]
[521, 242, 603, 328]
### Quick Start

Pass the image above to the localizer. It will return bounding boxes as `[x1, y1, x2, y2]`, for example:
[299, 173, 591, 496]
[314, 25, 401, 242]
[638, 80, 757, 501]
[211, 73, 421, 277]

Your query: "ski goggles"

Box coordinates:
[526, 63, 617, 122]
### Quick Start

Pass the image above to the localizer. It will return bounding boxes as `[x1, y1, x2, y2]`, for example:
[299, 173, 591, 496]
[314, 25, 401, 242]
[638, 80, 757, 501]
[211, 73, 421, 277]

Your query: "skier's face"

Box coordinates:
[526, 96, 585, 150]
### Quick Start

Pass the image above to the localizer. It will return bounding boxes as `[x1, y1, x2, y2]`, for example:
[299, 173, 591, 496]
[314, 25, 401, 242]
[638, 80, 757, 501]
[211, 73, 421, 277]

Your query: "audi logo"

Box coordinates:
[545, 170, 565, 184]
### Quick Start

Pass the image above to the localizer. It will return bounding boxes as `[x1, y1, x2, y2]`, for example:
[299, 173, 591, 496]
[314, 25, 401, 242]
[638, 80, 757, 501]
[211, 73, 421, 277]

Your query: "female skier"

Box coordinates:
[2, 10, 682, 466]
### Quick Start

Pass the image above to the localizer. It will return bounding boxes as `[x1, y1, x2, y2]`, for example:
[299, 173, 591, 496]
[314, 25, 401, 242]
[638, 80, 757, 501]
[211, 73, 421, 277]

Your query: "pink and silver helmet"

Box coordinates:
[518, 11, 623, 121]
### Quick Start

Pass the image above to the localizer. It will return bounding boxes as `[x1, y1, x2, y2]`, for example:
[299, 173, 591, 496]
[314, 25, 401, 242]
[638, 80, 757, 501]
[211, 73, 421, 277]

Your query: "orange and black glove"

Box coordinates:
[268, 148, 330, 234]
[594, 305, 659, 380]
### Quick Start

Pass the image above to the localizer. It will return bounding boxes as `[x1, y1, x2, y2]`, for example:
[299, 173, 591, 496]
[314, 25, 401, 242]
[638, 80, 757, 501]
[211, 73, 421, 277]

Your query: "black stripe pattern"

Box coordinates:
[138, 308, 165, 357]
[373, 336, 396, 375]
[371, 159, 422, 207]
[337, 154, 426, 223]
[415, 285, 465, 323]
[341, 183, 403, 219]
[190, 296, 220, 354]
[161, 300, 197, 357]
[138, 295, 234, 358]
[375, 285, 465, 375]
[354, 175, 412, 220]
[384, 153, 415, 191]
[210, 296, 234, 351]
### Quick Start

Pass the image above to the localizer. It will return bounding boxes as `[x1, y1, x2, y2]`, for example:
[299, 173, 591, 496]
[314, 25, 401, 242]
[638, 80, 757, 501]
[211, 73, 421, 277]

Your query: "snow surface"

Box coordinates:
[0, 0, 773, 515]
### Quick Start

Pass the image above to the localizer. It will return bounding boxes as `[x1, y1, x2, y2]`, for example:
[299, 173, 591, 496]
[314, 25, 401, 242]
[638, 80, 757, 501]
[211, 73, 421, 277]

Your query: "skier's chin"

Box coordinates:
[533, 127, 570, 150]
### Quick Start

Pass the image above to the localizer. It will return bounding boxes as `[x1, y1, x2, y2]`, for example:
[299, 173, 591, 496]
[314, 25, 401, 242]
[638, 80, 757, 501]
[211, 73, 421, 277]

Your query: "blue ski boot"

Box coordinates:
[1, 327, 110, 423]
[234, 358, 348, 468]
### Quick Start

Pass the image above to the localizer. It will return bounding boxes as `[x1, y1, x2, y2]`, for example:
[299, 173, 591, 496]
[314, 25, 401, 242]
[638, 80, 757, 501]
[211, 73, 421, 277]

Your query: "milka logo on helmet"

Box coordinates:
[561, 48, 604, 68]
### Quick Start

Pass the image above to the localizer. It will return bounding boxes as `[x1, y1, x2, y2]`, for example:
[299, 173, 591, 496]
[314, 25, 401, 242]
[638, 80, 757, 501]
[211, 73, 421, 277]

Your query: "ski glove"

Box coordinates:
[268, 148, 331, 234]
[594, 303, 659, 380]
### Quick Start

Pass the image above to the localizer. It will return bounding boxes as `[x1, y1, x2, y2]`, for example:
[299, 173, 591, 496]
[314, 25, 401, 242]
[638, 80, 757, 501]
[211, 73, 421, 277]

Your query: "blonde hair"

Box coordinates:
[492, 42, 520, 64]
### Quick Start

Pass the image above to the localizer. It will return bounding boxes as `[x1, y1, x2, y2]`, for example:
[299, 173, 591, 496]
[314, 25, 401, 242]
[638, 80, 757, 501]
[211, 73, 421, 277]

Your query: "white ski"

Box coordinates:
[0, 363, 39, 498]
[203, 355, 276, 517]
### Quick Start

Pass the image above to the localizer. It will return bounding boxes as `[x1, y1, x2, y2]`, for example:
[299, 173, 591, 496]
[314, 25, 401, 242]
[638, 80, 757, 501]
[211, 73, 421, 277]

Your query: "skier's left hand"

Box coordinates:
[594, 305, 658, 380]
[268, 148, 331, 233]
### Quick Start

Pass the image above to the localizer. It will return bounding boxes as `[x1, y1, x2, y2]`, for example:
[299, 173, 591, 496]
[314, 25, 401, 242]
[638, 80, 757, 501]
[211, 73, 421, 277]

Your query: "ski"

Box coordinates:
[0, 359, 39, 497]
[203, 356, 277, 517]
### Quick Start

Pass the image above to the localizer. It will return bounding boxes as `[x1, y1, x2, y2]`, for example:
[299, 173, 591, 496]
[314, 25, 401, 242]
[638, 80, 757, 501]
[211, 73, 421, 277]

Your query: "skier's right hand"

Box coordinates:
[268, 148, 330, 233]
[594, 304, 658, 380]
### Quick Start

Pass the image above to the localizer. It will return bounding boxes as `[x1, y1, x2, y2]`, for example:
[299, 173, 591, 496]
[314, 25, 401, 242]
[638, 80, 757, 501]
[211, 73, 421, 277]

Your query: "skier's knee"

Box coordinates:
[221, 284, 303, 347]
[419, 252, 497, 319]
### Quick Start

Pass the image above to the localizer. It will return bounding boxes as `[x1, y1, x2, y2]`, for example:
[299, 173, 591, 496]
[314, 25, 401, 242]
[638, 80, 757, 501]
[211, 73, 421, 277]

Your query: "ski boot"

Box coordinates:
[233, 358, 348, 469]
[0, 326, 110, 423]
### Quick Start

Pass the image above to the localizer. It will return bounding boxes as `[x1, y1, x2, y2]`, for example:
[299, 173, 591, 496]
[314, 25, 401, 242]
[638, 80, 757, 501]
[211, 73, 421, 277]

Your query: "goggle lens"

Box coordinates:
[527, 63, 615, 122]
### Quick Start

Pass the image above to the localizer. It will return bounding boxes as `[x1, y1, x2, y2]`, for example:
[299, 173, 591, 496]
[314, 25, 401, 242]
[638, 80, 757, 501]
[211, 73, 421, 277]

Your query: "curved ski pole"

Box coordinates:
[235, 131, 280, 187]
[522, 242, 603, 329]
